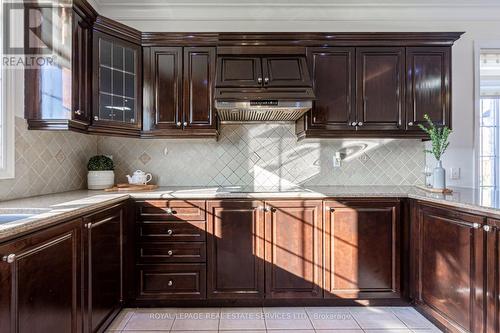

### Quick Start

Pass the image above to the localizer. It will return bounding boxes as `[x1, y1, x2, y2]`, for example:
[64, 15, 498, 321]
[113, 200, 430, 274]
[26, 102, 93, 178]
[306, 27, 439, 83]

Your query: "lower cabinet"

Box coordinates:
[411, 203, 486, 333]
[83, 204, 124, 333]
[0, 219, 82, 333]
[324, 199, 401, 299]
[207, 200, 265, 299]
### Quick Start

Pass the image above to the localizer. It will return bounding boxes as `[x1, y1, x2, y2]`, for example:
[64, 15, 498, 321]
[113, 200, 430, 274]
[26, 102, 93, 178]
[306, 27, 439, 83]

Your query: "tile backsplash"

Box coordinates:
[99, 124, 425, 187]
[0, 117, 98, 201]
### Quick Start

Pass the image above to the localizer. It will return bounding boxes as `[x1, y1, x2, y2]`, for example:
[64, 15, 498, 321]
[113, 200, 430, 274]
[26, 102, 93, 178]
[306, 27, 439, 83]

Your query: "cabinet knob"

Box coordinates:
[167, 250, 173, 256]
[350, 121, 357, 127]
[484, 225, 491, 232]
[264, 77, 269, 84]
[94, 116, 99, 121]
[357, 122, 363, 127]
[75, 110, 82, 116]
[165, 208, 173, 215]
[473, 223, 481, 229]
[167, 280, 173, 286]
[183, 122, 188, 127]
[408, 122, 414, 126]
[2, 254, 15, 264]
[166, 229, 173, 235]
[257, 77, 263, 84]
[176, 122, 181, 127]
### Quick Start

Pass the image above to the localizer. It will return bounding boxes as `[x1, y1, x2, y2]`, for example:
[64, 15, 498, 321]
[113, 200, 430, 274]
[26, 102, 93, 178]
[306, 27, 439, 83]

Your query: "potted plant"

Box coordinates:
[418, 114, 452, 189]
[87, 155, 115, 190]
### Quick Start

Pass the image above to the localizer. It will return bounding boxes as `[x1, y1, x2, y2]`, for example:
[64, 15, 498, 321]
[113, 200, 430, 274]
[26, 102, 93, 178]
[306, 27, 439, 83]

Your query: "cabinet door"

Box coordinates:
[92, 31, 142, 133]
[0, 219, 82, 333]
[415, 205, 485, 333]
[216, 57, 263, 88]
[262, 57, 311, 87]
[356, 47, 404, 130]
[324, 200, 401, 299]
[264, 200, 323, 298]
[144, 47, 183, 131]
[83, 205, 123, 333]
[183, 47, 216, 129]
[71, 10, 91, 126]
[306, 47, 355, 129]
[207, 200, 265, 299]
[406, 47, 451, 131]
[486, 219, 500, 333]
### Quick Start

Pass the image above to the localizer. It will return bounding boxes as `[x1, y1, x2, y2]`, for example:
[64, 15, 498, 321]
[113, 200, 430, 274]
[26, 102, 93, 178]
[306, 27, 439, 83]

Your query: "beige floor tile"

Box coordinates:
[219, 307, 265, 331]
[350, 308, 407, 330]
[306, 307, 361, 330]
[123, 309, 176, 331]
[391, 308, 438, 329]
[364, 330, 412, 333]
[265, 330, 314, 333]
[263, 307, 313, 330]
[106, 308, 134, 331]
[314, 330, 363, 333]
[171, 308, 221, 331]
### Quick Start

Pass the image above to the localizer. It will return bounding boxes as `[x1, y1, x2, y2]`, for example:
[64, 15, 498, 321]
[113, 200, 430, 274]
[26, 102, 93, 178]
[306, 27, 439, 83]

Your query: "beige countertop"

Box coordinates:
[0, 185, 498, 241]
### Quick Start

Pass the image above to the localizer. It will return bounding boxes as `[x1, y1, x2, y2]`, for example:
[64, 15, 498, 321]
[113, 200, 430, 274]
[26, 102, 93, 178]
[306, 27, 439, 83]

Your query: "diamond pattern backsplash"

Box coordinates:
[0, 117, 98, 201]
[99, 124, 425, 187]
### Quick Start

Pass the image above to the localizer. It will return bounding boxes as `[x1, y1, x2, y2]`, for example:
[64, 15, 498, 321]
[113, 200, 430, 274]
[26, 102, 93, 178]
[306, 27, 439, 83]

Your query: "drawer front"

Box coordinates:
[138, 200, 206, 221]
[137, 264, 206, 299]
[138, 242, 206, 263]
[138, 221, 206, 242]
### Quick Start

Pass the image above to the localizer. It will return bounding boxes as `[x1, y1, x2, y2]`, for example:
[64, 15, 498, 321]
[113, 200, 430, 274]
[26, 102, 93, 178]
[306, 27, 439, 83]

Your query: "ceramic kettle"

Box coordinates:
[126, 170, 152, 185]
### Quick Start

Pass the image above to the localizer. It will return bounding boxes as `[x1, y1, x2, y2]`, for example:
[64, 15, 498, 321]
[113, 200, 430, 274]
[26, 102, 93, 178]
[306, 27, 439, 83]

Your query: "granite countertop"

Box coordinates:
[0, 185, 499, 241]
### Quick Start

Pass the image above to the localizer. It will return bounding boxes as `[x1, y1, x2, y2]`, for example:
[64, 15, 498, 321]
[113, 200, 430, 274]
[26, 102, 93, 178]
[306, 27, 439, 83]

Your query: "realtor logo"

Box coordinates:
[2, 0, 69, 68]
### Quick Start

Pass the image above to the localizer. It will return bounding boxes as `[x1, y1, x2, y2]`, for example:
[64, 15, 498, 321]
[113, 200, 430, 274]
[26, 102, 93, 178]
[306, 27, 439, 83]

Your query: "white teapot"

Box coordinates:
[126, 170, 153, 185]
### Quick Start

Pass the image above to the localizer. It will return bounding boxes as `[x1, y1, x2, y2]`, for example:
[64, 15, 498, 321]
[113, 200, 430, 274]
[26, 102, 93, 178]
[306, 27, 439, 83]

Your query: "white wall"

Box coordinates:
[95, 1, 500, 188]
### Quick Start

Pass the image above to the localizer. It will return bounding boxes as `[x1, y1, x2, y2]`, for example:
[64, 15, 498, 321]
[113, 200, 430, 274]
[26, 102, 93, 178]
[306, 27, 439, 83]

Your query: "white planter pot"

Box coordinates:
[87, 171, 115, 190]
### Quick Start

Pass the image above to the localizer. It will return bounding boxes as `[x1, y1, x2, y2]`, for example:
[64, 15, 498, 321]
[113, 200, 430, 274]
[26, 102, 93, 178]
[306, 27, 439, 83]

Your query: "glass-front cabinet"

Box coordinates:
[91, 31, 142, 135]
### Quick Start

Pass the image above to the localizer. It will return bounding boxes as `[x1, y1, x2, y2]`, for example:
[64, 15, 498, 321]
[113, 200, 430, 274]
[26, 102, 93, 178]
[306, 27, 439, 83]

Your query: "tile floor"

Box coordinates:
[105, 307, 442, 332]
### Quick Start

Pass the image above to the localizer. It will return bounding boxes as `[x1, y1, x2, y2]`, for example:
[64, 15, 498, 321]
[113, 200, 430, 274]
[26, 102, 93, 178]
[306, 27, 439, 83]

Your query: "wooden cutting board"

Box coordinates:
[104, 184, 159, 192]
[416, 185, 453, 194]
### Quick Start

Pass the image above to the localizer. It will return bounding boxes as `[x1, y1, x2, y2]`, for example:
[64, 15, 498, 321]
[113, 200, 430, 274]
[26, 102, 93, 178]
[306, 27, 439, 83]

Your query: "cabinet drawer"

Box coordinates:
[137, 264, 206, 299]
[138, 221, 206, 242]
[138, 242, 206, 263]
[138, 200, 206, 221]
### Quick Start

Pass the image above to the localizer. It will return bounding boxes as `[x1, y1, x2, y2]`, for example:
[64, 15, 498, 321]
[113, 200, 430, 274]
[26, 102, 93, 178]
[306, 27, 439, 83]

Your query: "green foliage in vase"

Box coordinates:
[87, 155, 114, 171]
[417, 114, 452, 161]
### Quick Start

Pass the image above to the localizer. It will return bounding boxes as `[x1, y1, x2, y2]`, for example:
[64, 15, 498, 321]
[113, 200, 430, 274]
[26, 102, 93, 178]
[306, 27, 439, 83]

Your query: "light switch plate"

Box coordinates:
[450, 167, 460, 180]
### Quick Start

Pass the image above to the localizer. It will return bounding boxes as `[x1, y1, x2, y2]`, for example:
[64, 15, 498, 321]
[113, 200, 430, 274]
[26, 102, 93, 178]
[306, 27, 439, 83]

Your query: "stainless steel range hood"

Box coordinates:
[215, 100, 313, 123]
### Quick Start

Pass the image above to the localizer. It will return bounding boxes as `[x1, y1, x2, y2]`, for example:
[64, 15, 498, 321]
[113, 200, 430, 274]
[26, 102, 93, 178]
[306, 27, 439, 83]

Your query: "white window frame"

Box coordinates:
[473, 40, 500, 189]
[0, 1, 15, 180]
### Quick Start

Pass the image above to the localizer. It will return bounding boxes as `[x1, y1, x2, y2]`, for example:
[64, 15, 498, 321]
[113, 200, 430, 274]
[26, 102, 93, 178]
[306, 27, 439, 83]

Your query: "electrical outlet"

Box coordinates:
[333, 152, 342, 168]
[163, 147, 169, 156]
[450, 167, 460, 180]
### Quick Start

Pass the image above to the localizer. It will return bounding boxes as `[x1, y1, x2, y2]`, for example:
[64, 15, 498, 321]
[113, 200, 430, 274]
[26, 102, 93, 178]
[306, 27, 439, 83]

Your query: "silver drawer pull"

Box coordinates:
[166, 229, 173, 235]
[165, 208, 173, 215]
[2, 254, 16, 263]
[473, 223, 481, 229]
[167, 280, 173, 286]
[167, 250, 173, 256]
[484, 225, 491, 232]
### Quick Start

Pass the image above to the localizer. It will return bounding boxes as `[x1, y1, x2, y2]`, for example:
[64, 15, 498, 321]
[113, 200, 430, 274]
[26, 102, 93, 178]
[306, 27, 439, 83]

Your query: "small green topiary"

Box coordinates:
[418, 114, 452, 161]
[87, 155, 114, 171]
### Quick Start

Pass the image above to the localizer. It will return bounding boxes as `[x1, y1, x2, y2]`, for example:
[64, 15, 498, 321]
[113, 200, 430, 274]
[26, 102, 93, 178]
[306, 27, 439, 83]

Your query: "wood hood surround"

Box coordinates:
[24, 0, 463, 139]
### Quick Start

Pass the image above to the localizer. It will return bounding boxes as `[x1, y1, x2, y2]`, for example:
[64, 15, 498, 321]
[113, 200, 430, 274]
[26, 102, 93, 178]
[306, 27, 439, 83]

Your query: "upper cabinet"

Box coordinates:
[90, 31, 142, 136]
[406, 47, 451, 131]
[143, 46, 217, 137]
[216, 55, 311, 88]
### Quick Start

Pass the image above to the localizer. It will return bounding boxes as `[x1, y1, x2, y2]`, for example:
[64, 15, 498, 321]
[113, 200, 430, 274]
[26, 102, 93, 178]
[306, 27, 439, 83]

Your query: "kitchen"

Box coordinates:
[0, 0, 500, 332]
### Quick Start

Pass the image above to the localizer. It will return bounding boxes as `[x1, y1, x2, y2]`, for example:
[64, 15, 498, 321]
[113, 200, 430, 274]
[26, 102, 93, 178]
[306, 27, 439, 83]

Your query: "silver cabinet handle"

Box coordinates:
[257, 77, 263, 84]
[167, 250, 173, 256]
[473, 223, 481, 229]
[264, 77, 269, 84]
[183, 122, 188, 127]
[94, 116, 99, 121]
[350, 121, 357, 127]
[484, 225, 491, 232]
[75, 110, 82, 116]
[166, 229, 173, 235]
[408, 122, 414, 126]
[176, 122, 181, 127]
[165, 208, 173, 215]
[2, 254, 15, 263]
[167, 280, 173, 286]
[357, 122, 363, 127]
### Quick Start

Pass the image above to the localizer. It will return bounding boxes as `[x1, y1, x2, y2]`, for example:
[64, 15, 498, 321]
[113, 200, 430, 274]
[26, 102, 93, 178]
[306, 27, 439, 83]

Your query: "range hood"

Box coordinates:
[215, 100, 313, 123]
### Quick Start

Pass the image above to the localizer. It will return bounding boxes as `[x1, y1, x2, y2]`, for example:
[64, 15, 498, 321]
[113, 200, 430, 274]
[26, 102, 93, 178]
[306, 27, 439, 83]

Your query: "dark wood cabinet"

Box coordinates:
[216, 57, 263, 88]
[303, 48, 355, 131]
[0, 219, 82, 333]
[324, 199, 401, 299]
[83, 205, 124, 333]
[412, 203, 485, 333]
[264, 200, 323, 299]
[406, 47, 451, 131]
[207, 200, 265, 299]
[486, 219, 500, 333]
[90, 31, 142, 136]
[143, 46, 217, 137]
[262, 57, 311, 87]
[356, 47, 404, 131]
